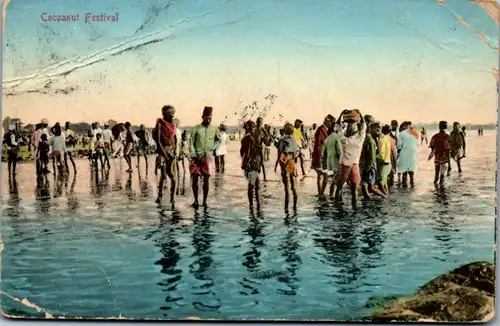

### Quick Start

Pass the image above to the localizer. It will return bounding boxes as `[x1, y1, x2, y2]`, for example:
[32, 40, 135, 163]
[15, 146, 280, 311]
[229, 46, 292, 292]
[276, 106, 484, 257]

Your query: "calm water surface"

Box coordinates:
[1, 131, 496, 320]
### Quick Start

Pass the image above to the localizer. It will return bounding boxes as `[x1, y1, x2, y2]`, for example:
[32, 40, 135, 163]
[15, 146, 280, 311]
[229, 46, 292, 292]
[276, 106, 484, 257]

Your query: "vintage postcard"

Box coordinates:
[0, 0, 497, 322]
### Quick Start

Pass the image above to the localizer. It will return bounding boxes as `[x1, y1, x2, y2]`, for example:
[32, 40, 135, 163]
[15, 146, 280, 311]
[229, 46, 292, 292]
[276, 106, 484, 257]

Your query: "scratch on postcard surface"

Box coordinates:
[3, 6, 222, 96]
[0, 290, 54, 318]
[435, 0, 499, 51]
[96, 265, 120, 316]
[470, 0, 499, 24]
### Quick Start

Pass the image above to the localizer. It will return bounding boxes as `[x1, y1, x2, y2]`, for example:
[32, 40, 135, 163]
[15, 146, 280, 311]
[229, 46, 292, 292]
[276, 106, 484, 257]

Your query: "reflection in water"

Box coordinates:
[358, 202, 387, 265]
[313, 205, 362, 294]
[0, 134, 495, 320]
[6, 176, 21, 217]
[6, 176, 24, 243]
[432, 185, 460, 258]
[112, 172, 122, 192]
[124, 173, 136, 203]
[67, 174, 79, 213]
[138, 172, 151, 201]
[189, 209, 220, 312]
[53, 173, 66, 199]
[35, 175, 51, 216]
[277, 214, 302, 296]
[240, 210, 265, 295]
[90, 170, 107, 210]
[213, 174, 224, 195]
[153, 209, 183, 315]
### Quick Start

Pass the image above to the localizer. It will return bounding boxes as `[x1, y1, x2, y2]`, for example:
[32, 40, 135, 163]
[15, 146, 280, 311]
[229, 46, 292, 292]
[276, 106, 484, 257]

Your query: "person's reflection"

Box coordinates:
[276, 213, 302, 295]
[90, 169, 105, 210]
[138, 170, 150, 201]
[433, 184, 449, 207]
[152, 209, 183, 312]
[6, 176, 21, 217]
[240, 210, 265, 295]
[67, 174, 79, 213]
[35, 175, 51, 216]
[112, 171, 122, 192]
[313, 208, 361, 293]
[53, 171, 67, 199]
[358, 202, 388, 267]
[175, 168, 186, 197]
[432, 185, 458, 257]
[6, 175, 24, 241]
[213, 174, 224, 194]
[124, 172, 135, 203]
[189, 209, 220, 312]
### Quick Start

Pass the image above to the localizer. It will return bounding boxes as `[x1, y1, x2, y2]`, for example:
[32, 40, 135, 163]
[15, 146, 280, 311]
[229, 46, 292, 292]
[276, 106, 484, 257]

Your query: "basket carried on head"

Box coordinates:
[343, 110, 360, 123]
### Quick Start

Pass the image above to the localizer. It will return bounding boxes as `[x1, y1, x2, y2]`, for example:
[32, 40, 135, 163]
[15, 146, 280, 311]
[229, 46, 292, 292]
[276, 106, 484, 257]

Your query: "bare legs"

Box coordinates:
[401, 171, 415, 187]
[248, 178, 261, 209]
[64, 151, 77, 174]
[156, 157, 176, 205]
[192, 174, 210, 208]
[283, 176, 297, 213]
[215, 155, 225, 173]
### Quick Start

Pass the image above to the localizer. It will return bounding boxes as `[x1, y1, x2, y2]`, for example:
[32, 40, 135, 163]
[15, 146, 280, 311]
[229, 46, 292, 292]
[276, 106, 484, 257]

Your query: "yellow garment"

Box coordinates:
[279, 153, 297, 177]
[286, 159, 297, 176]
[293, 128, 303, 147]
[378, 134, 392, 163]
[64, 129, 74, 138]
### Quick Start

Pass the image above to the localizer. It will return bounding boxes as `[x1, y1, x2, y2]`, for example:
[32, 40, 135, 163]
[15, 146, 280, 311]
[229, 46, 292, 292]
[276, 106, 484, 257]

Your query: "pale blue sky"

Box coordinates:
[2, 0, 498, 126]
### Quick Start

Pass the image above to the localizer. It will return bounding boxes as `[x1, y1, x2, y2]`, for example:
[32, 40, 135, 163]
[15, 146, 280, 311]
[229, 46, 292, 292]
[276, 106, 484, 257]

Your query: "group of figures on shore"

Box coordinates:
[3, 105, 468, 212]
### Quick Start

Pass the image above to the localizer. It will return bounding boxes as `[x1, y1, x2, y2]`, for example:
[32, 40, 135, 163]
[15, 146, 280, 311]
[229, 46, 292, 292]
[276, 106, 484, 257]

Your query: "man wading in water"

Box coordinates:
[293, 119, 306, 176]
[189, 106, 220, 208]
[240, 120, 261, 209]
[4, 124, 19, 177]
[153, 105, 177, 205]
[135, 124, 150, 171]
[124, 122, 134, 172]
[64, 122, 77, 174]
[254, 117, 270, 181]
[449, 122, 466, 175]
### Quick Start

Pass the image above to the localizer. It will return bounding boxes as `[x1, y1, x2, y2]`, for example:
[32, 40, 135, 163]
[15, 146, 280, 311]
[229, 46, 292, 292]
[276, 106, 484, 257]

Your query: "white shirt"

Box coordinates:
[8, 133, 18, 147]
[175, 128, 183, 156]
[216, 131, 228, 156]
[339, 123, 366, 166]
[101, 129, 113, 143]
[50, 134, 66, 152]
[93, 127, 102, 141]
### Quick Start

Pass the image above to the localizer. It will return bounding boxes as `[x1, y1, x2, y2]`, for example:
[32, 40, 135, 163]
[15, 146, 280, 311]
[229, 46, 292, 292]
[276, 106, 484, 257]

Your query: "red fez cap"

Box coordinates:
[203, 106, 213, 117]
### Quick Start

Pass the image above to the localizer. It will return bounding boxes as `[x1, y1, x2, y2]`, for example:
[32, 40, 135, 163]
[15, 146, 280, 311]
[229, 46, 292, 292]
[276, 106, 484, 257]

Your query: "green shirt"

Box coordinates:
[189, 123, 221, 158]
[360, 134, 377, 170]
[322, 132, 342, 172]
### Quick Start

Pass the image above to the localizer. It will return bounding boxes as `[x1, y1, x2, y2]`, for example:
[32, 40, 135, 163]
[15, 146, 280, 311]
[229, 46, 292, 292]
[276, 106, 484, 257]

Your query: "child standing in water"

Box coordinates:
[334, 109, 366, 208]
[429, 121, 451, 185]
[240, 120, 261, 209]
[38, 134, 51, 174]
[278, 122, 299, 212]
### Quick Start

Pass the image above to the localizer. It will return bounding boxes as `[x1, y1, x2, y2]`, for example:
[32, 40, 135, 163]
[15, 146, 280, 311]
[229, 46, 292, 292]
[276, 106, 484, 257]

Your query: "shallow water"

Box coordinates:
[1, 131, 496, 320]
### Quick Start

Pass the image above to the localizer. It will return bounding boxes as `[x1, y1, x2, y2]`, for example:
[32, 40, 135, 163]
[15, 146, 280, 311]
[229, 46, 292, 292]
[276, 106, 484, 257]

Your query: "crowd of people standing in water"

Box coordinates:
[3, 105, 468, 211]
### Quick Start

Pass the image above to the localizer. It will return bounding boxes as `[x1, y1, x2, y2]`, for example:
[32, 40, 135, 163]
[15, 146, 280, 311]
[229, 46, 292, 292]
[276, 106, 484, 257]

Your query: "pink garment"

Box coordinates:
[31, 129, 42, 157]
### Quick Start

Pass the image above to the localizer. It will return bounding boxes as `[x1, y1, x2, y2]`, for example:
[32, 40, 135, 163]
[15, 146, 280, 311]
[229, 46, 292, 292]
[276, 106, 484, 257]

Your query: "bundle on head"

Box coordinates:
[343, 110, 359, 123]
